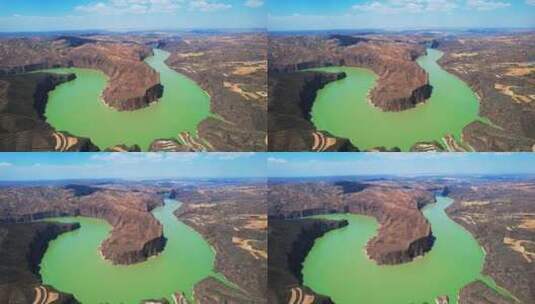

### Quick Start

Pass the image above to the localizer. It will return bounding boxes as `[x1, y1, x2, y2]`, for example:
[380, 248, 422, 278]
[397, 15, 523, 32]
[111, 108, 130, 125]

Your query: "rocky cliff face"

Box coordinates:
[269, 71, 359, 152]
[26, 222, 81, 274]
[32, 73, 76, 118]
[104, 83, 163, 111]
[0, 186, 166, 265]
[268, 218, 344, 304]
[0, 72, 99, 151]
[371, 83, 433, 112]
[0, 222, 81, 303]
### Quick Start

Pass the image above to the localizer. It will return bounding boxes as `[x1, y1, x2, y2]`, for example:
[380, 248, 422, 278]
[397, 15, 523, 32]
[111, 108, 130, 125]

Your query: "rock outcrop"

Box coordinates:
[0, 186, 166, 265]
[410, 141, 446, 152]
[148, 138, 194, 152]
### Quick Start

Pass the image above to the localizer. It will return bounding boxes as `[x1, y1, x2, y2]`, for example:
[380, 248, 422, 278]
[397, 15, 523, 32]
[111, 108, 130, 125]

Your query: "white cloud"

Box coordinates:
[208, 152, 256, 160]
[267, 157, 288, 164]
[90, 153, 198, 164]
[467, 0, 510, 10]
[0, 162, 12, 167]
[244, 0, 264, 8]
[189, 0, 232, 12]
[352, 0, 458, 14]
[525, 0, 535, 5]
[75, 0, 183, 15]
[351, 0, 512, 13]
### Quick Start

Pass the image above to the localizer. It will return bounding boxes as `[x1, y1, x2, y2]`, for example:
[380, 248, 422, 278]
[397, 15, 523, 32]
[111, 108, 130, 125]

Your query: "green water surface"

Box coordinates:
[43, 49, 210, 151]
[302, 196, 500, 304]
[40, 199, 218, 303]
[310, 49, 485, 151]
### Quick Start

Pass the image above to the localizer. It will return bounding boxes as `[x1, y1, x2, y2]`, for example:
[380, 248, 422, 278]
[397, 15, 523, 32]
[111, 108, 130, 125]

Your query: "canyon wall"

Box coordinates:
[0, 72, 99, 151]
[269, 35, 432, 112]
[0, 222, 81, 303]
[269, 71, 359, 151]
[268, 182, 436, 265]
[0, 187, 166, 265]
[0, 38, 163, 111]
[268, 218, 344, 304]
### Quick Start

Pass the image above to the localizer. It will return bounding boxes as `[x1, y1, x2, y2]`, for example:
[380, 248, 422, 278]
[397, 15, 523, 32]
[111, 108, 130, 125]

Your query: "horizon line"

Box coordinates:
[1, 173, 534, 183]
[267, 26, 535, 32]
[0, 27, 267, 34]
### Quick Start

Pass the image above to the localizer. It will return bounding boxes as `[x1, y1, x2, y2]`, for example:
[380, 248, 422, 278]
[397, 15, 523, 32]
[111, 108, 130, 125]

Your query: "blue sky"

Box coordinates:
[268, 0, 535, 30]
[0, 153, 266, 181]
[267, 153, 535, 177]
[1, 153, 534, 181]
[0, 0, 266, 31]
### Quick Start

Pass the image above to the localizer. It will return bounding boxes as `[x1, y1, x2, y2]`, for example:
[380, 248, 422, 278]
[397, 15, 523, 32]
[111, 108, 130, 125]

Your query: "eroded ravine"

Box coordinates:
[40, 198, 219, 303]
[302, 196, 501, 304]
[43, 49, 210, 151]
[310, 49, 486, 151]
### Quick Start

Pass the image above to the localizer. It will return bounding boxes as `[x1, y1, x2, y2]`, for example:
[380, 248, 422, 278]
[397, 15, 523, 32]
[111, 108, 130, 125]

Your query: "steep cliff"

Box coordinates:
[268, 218, 345, 304]
[269, 71, 359, 152]
[0, 222, 81, 303]
[0, 72, 99, 151]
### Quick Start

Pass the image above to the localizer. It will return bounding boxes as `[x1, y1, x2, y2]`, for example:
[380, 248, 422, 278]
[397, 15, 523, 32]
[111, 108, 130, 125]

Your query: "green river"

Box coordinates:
[40, 198, 219, 303]
[302, 196, 502, 304]
[43, 49, 210, 151]
[310, 49, 485, 151]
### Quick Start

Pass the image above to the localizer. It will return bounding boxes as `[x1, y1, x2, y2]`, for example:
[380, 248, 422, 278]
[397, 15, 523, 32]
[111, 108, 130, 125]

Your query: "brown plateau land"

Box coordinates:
[156, 33, 267, 152]
[436, 33, 535, 151]
[172, 183, 267, 303]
